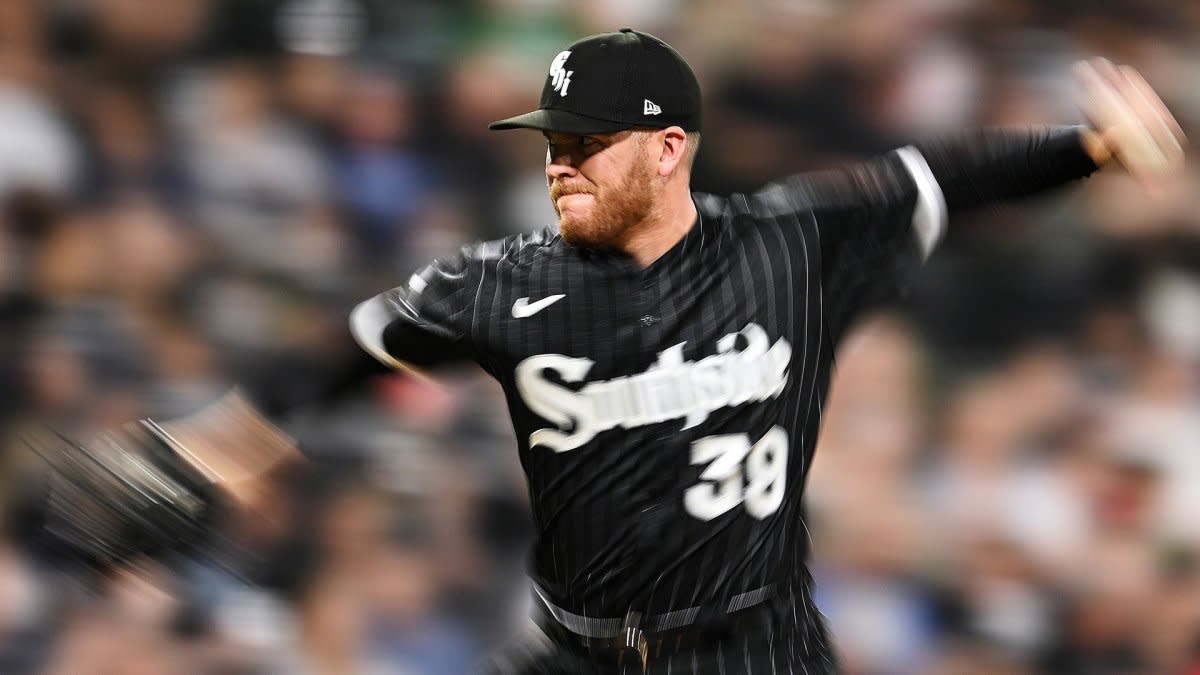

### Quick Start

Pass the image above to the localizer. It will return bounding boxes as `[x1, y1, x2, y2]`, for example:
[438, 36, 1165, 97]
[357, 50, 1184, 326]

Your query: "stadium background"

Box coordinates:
[0, 0, 1198, 672]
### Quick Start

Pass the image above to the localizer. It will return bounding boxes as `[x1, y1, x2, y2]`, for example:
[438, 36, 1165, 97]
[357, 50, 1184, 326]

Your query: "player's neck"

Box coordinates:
[620, 186, 699, 268]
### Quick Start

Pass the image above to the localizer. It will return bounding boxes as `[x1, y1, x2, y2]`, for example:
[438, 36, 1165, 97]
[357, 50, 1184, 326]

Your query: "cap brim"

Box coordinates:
[488, 109, 632, 134]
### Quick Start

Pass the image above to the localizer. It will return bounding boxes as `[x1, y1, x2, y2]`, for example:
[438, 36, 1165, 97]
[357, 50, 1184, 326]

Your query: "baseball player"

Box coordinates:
[35, 28, 1184, 675]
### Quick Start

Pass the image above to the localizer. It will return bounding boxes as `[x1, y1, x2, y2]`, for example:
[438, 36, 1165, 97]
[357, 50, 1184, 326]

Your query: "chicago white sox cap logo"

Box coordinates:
[549, 51, 573, 97]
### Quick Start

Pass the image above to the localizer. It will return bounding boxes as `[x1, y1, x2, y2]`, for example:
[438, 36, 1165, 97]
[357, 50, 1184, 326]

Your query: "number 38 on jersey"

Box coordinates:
[685, 426, 787, 521]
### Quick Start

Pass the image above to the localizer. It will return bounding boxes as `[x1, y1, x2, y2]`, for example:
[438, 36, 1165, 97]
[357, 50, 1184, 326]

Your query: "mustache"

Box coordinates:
[550, 183, 596, 201]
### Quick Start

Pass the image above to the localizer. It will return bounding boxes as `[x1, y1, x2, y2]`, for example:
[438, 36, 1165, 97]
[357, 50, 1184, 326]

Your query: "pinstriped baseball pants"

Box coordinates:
[479, 611, 840, 675]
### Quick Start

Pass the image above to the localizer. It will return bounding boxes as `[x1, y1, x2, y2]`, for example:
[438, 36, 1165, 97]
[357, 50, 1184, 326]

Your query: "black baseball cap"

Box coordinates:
[489, 28, 701, 135]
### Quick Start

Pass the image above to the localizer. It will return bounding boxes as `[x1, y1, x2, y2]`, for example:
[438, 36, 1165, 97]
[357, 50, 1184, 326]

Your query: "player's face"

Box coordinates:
[544, 130, 660, 250]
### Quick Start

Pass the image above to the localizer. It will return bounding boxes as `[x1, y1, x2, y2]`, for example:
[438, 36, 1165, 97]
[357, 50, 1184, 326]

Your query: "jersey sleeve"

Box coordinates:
[758, 126, 1097, 343]
[760, 148, 942, 344]
[349, 248, 478, 369]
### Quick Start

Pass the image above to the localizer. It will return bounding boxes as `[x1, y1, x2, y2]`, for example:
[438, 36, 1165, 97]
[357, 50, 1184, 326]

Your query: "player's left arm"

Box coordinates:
[852, 58, 1184, 262]
[913, 57, 1186, 214]
[759, 58, 1184, 344]
[1072, 58, 1187, 193]
[761, 59, 1186, 255]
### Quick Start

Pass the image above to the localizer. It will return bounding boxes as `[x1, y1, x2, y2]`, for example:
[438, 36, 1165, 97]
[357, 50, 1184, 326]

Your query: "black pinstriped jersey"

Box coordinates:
[357, 145, 937, 616]
[348, 127, 1096, 663]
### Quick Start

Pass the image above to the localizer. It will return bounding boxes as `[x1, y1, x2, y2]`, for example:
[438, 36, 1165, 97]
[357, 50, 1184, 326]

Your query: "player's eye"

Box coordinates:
[546, 136, 602, 162]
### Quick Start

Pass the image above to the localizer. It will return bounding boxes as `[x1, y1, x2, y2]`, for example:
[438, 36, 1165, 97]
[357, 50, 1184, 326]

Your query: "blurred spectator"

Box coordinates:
[330, 67, 440, 263]
[0, 531, 51, 673]
[72, 80, 184, 203]
[179, 60, 331, 276]
[277, 53, 347, 130]
[0, 86, 78, 203]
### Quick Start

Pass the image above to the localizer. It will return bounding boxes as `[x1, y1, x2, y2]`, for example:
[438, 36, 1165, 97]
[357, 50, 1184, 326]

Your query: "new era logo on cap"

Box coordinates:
[488, 28, 702, 135]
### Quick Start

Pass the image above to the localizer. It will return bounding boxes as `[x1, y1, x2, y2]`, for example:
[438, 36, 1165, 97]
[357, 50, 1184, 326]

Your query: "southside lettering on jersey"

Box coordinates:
[516, 323, 791, 452]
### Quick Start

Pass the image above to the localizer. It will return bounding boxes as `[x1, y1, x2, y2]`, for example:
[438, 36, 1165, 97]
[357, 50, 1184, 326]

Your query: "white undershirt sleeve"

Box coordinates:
[895, 145, 948, 262]
[348, 295, 431, 381]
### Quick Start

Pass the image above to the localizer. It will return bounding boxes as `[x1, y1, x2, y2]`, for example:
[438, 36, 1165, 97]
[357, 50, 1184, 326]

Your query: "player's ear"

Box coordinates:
[656, 126, 688, 178]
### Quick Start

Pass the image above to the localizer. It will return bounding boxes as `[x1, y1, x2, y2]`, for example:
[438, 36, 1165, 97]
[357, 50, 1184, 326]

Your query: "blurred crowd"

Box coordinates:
[0, 0, 1197, 673]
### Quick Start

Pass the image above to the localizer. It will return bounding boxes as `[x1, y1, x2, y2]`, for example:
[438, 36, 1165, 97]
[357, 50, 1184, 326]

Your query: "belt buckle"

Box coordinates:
[620, 610, 649, 671]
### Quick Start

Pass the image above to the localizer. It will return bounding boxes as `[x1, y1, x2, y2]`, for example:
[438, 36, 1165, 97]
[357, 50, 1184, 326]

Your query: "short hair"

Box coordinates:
[631, 127, 702, 171]
[683, 131, 702, 169]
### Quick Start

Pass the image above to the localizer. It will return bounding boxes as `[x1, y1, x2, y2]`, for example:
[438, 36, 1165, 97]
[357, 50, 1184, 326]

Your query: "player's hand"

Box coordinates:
[147, 389, 302, 512]
[26, 422, 218, 568]
[1073, 57, 1187, 196]
[26, 391, 302, 568]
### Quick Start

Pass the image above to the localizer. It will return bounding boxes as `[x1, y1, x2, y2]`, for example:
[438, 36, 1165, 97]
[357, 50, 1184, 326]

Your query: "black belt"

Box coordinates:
[531, 587, 777, 671]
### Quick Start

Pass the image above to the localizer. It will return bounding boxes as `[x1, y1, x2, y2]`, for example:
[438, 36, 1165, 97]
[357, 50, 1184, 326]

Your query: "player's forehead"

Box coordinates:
[541, 129, 631, 144]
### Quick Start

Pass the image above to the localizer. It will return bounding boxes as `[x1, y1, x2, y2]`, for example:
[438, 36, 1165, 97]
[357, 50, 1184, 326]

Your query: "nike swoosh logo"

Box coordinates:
[512, 294, 565, 318]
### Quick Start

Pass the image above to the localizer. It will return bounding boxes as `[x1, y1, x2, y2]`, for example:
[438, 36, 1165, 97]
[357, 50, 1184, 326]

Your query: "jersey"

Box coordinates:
[345, 126, 1100, 673]
[350, 145, 946, 660]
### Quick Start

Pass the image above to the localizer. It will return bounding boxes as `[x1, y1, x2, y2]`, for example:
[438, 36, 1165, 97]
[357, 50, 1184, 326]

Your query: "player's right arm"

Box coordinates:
[142, 243, 485, 491]
[31, 247, 485, 569]
[349, 248, 478, 378]
[194, 245, 484, 496]
[153, 245, 484, 496]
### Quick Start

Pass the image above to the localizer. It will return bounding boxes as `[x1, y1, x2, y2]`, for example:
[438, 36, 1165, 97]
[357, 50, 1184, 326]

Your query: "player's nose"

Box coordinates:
[546, 162, 579, 182]
[546, 152, 578, 181]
